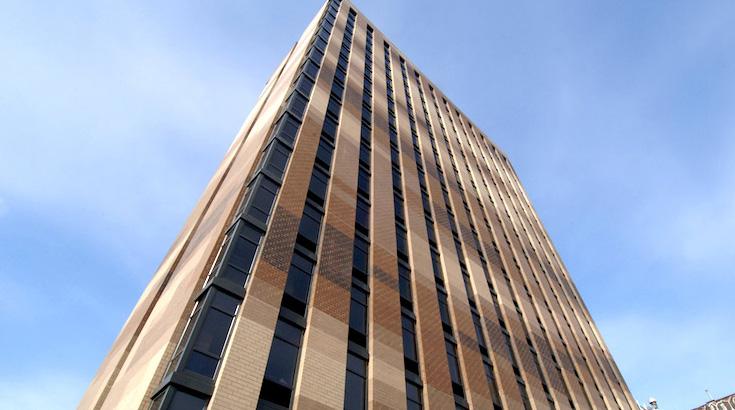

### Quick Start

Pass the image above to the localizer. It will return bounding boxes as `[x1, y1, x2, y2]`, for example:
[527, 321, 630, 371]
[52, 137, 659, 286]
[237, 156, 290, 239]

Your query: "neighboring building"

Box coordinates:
[80, 1, 636, 409]
[694, 393, 735, 410]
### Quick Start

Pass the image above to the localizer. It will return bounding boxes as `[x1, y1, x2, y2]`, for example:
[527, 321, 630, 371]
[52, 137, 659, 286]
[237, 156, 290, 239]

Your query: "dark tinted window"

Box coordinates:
[344, 353, 366, 410]
[286, 91, 308, 119]
[303, 59, 319, 79]
[348, 290, 367, 335]
[274, 113, 300, 145]
[262, 140, 290, 180]
[297, 203, 322, 251]
[438, 291, 451, 326]
[355, 199, 370, 233]
[322, 116, 338, 142]
[295, 73, 315, 96]
[401, 315, 417, 361]
[396, 228, 408, 258]
[169, 390, 208, 410]
[263, 338, 299, 387]
[357, 168, 370, 197]
[327, 96, 341, 119]
[308, 168, 329, 204]
[192, 308, 232, 356]
[315, 139, 333, 169]
[247, 177, 279, 224]
[352, 236, 369, 274]
[359, 143, 370, 166]
[226, 231, 259, 280]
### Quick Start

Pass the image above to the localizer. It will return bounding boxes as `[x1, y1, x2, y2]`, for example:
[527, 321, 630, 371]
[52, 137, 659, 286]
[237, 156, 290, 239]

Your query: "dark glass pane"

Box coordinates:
[357, 169, 369, 196]
[392, 170, 402, 193]
[359, 144, 370, 166]
[308, 168, 329, 203]
[263, 141, 290, 179]
[211, 291, 239, 315]
[169, 390, 208, 410]
[331, 80, 344, 98]
[396, 229, 408, 258]
[228, 235, 258, 274]
[264, 338, 299, 387]
[438, 294, 451, 326]
[308, 46, 324, 64]
[406, 381, 421, 403]
[284, 264, 311, 303]
[344, 371, 366, 410]
[315, 139, 333, 169]
[355, 199, 369, 233]
[430, 250, 442, 277]
[394, 197, 404, 222]
[348, 298, 367, 334]
[346, 352, 366, 376]
[297, 207, 322, 250]
[322, 116, 338, 141]
[185, 350, 218, 378]
[286, 91, 308, 118]
[402, 327, 417, 361]
[247, 178, 278, 224]
[327, 96, 341, 119]
[314, 35, 328, 52]
[352, 241, 368, 274]
[447, 345, 461, 385]
[274, 113, 300, 145]
[274, 318, 302, 346]
[425, 218, 436, 245]
[399, 275, 412, 302]
[303, 59, 319, 78]
[192, 308, 233, 356]
[295, 74, 315, 96]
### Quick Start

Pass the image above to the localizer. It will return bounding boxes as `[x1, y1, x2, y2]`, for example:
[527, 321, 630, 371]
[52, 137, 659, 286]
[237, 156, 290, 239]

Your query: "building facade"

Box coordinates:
[80, 1, 636, 409]
[693, 393, 735, 410]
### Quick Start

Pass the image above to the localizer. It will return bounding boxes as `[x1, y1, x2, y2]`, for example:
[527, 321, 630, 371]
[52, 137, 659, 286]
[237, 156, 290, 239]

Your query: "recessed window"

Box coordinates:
[286, 91, 308, 119]
[295, 73, 315, 96]
[344, 353, 366, 410]
[355, 198, 370, 234]
[322, 116, 338, 142]
[273, 113, 300, 146]
[308, 168, 329, 204]
[315, 139, 333, 169]
[168, 390, 208, 410]
[261, 140, 290, 180]
[401, 315, 417, 362]
[296, 203, 322, 252]
[352, 236, 369, 274]
[246, 176, 279, 224]
[357, 168, 370, 197]
[348, 288, 367, 335]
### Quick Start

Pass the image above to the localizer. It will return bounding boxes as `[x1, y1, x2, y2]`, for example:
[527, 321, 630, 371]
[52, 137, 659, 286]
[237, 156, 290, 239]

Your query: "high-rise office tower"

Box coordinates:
[80, 1, 635, 409]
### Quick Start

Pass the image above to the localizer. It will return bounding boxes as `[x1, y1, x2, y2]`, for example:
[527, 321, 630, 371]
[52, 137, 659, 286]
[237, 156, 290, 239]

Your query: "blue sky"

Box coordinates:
[1, 0, 733, 408]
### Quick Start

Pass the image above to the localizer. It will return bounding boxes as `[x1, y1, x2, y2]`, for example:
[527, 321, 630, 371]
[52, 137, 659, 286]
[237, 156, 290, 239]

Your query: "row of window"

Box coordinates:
[384, 42, 424, 410]
[435, 89, 578, 409]
[257, 6, 357, 410]
[460, 115, 608, 408]
[453, 107, 569, 409]
[149, 3, 345, 409]
[411, 69, 504, 410]
[399, 57, 469, 410]
[343, 24, 374, 410]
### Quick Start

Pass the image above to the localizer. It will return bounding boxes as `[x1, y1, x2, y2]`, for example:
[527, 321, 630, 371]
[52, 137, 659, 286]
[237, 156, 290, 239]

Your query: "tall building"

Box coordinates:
[80, 1, 636, 409]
